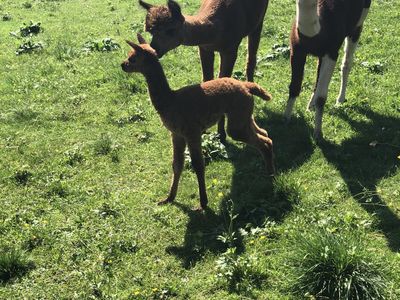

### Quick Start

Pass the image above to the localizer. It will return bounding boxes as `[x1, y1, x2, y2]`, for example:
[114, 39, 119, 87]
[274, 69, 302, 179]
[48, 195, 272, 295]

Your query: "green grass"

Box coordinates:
[290, 229, 387, 299]
[0, 0, 399, 299]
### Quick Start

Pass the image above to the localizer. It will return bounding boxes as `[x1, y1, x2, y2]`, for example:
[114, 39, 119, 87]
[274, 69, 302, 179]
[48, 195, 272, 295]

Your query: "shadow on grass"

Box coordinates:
[319, 107, 400, 252]
[167, 110, 315, 268]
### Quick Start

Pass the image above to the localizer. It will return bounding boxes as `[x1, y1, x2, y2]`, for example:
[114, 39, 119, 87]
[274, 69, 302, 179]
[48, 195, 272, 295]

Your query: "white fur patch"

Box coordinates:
[336, 38, 358, 104]
[308, 55, 336, 138]
[284, 96, 297, 120]
[308, 55, 337, 110]
[296, 0, 320, 37]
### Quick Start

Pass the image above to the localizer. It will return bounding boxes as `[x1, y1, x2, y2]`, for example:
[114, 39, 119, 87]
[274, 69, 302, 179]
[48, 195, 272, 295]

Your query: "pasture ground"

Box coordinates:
[0, 0, 399, 299]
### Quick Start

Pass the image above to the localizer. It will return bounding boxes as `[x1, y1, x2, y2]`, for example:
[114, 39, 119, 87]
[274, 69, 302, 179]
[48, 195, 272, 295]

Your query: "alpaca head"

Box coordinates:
[121, 33, 158, 73]
[139, 0, 184, 57]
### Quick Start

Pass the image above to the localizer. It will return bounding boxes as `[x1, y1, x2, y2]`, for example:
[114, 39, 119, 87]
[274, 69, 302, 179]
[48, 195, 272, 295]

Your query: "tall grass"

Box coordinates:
[290, 229, 387, 299]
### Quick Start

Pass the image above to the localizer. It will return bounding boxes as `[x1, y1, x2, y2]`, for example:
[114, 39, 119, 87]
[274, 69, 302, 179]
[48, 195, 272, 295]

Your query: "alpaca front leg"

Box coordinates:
[199, 47, 215, 82]
[187, 137, 208, 210]
[309, 54, 337, 140]
[285, 48, 306, 121]
[246, 22, 263, 82]
[158, 134, 186, 206]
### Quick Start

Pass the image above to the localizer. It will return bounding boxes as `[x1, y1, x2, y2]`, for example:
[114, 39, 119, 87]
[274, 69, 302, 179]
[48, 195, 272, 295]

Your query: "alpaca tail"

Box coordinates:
[245, 82, 272, 101]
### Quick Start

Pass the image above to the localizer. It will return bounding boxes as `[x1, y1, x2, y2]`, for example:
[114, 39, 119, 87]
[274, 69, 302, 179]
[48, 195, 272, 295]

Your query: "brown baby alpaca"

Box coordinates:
[138, 0, 270, 142]
[121, 34, 275, 210]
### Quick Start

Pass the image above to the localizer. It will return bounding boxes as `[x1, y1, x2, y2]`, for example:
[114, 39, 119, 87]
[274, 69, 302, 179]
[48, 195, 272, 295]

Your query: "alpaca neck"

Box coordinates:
[296, 0, 321, 37]
[143, 61, 172, 112]
[182, 15, 217, 46]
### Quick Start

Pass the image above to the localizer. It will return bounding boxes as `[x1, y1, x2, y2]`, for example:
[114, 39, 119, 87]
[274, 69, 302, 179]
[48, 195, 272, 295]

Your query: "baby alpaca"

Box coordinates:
[121, 34, 275, 210]
[138, 0, 270, 142]
[284, 0, 371, 140]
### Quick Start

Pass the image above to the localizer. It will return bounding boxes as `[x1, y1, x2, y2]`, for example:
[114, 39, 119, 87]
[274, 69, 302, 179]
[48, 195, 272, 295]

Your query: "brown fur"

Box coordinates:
[139, 0, 270, 142]
[122, 35, 275, 210]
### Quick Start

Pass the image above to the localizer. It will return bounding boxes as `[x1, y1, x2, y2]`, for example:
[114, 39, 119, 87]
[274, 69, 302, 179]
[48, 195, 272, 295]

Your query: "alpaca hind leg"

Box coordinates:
[336, 25, 364, 105]
[187, 136, 208, 210]
[308, 55, 337, 139]
[227, 118, 275, 175]
[159, 134, 186, 205]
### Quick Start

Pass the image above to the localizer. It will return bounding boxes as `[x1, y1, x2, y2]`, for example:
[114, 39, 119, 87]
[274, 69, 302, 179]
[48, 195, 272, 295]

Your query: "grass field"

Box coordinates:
[1, 0, 399, 299]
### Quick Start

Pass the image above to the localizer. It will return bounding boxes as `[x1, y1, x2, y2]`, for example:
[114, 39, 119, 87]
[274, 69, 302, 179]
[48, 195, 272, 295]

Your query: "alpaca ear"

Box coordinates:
[139, 0, 153, 10]
[137, 33, 147, 44]
[126, 40, 143, 52]
[167, 0, 183, 19]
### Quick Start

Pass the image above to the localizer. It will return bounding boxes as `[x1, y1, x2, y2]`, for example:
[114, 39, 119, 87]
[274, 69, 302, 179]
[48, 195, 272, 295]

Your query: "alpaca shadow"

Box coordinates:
[166, 110, 315, 268]
[318, 107, 400, 251]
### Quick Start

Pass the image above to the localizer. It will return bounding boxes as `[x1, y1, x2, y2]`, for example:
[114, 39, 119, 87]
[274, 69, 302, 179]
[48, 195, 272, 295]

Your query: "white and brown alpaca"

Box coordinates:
[284, 0, 371, 139]
[121, 34, 275, 210]
[138, 0, 270, 142]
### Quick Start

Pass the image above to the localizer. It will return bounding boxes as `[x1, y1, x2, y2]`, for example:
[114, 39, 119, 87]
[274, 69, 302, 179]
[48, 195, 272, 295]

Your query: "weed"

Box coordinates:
[290, 229, 387, 299]
[64, 145, 85, 166]
[93, 134, 113, 155]
[95, 203, 120, 218]
[54, 42, 80, 61]
[136, 131, 153, 143]
[22, 2, 32, 9]
[82, 38, 120, 53]
[15, 40, 44, 55]
[217, 199, 238, 248]
[47, 180, 68, 198]
[0, 248, 33, 283]
[185, 132, 228, 167]
[258, 43, 290, 63]
[361, 61, 385, 74]
[111, 109, 146, 127]
[20, 21, 42, 37]
[216, 248, 265, 294]
[2, 13, 12, 21]
[14, 167, 32, 185]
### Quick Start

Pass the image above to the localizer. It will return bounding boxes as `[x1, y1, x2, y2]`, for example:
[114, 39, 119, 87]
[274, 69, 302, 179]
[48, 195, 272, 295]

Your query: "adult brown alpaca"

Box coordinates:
[138, 0, 270, 143]
[284, 0, 371, 140]
[121, 34, 275, 210]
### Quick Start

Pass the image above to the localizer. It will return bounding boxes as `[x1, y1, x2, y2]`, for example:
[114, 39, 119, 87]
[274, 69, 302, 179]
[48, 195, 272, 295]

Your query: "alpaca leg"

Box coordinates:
[336, 37, 358, 104]
[199, 47, 215, 82]
[187, 136, 208, 210]
[227, 118, 275, 175]
[336, 24, 365, 104]
[159, 134, 186, 205]
[308, 55, 337, 140]
[284, 47, 307, 121]
[307, 56, 323, 111]
[252, 117, 268, 137]
[246, 22, 263, 82]
[217, 49, 239, 143]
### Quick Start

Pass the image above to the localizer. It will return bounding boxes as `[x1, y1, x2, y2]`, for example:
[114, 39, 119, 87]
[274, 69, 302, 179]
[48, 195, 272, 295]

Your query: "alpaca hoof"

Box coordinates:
[307, 102, 316, 112]
[307, 95, 316, 112]
[158, 198, 173, 206]
[192, 206, 206, 212]
[335, 97, 346, 106]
